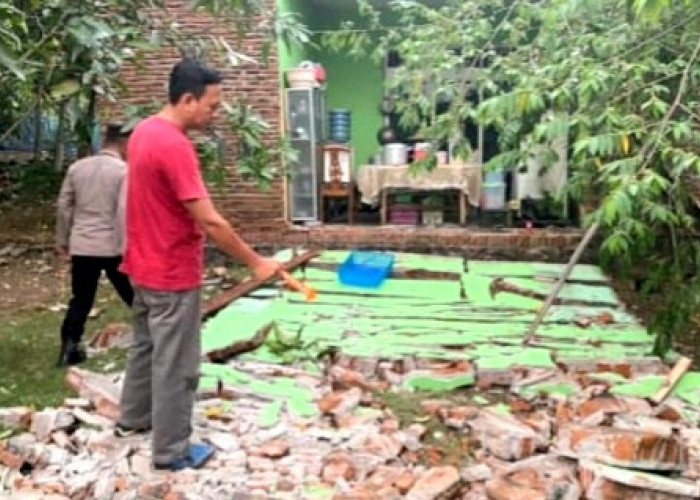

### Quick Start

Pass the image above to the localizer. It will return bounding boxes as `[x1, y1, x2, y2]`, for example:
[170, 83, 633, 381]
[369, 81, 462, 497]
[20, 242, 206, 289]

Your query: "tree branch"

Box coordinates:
[470, 0, 520, 69]
[0, 100, 37, 145]
[680, 103, 700, 123]
[604, 8, 700, 67]
[637, 35, 700, 173]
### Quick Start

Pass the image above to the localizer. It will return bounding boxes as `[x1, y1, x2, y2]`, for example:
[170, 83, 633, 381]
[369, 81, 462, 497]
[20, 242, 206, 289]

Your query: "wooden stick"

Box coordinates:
[206, 323, 273, 362]
[279, 270, 317, 301]
[650, 356, 692, 405]
[200, 250, 320, 320]
[523, 221, 599, 345]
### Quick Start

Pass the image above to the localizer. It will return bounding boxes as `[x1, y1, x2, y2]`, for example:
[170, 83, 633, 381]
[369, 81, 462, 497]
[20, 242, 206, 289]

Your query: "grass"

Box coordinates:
[0, 286, 131, 409]
[378, 388, 499, 467]
[0, 262, 248, 410]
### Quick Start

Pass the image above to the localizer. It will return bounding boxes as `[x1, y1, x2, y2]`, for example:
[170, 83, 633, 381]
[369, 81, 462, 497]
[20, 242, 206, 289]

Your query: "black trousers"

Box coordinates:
[60, 255, 133, 344]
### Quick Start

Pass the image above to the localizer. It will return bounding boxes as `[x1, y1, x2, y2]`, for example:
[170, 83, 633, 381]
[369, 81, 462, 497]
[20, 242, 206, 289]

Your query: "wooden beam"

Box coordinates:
[306, 261, 461, 281]
[650, 356, 692, 405]
[200, 249, 320, 320]
[206, 323, 274, 362]
[523, 221, 600, 345]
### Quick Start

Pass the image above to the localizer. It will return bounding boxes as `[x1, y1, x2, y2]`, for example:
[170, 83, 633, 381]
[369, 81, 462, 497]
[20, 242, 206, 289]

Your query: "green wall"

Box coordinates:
[276, 0, 383, 171]
[308, 44, 383, 170]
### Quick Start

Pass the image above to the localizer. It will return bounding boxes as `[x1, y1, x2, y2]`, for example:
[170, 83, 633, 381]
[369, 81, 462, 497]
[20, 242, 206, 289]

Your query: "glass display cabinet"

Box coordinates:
[285, 87, 325, 222]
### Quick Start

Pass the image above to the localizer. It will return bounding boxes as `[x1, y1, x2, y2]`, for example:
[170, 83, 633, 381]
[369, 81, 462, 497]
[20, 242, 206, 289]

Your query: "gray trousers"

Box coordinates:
[118, 286, 201, 464]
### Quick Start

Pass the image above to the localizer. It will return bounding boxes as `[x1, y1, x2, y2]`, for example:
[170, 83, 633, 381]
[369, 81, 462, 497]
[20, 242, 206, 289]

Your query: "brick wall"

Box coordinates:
[116, 0, 287, 235]
[255, 226, 590, 263]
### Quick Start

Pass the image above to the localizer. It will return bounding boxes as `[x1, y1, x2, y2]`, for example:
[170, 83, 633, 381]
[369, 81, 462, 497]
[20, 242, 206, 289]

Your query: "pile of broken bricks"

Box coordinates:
[1, 354, 700, 499]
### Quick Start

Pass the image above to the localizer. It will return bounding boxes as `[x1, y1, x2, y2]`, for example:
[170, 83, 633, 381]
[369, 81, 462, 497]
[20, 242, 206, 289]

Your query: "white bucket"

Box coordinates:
[383, 143, 408, 165]
[482, 182, 506, 210]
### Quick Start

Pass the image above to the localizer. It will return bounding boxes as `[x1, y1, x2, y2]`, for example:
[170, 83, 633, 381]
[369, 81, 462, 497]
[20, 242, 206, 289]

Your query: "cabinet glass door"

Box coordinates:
[313, 88, 325, 141]
[288, 140, 316, 220]
[286, 88, 324, 222]
[288, 90, 312, 141]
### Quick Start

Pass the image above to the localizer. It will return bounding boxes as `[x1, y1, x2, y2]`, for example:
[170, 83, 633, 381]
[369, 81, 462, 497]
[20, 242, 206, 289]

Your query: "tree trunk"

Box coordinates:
[54, 99, 69, 172]
[80, 89, 97, 157]
[32, 86, 43, 161]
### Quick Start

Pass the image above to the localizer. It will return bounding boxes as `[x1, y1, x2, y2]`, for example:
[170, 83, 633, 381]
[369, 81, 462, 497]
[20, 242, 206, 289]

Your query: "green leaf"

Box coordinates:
[671, 122, 691, 142]
[49, 79, 80, 101]
[0, 46, 24, 80]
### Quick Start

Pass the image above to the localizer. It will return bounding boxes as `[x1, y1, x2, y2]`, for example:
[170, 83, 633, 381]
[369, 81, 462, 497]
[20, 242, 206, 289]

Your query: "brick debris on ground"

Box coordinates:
[1, 359, 699, 499]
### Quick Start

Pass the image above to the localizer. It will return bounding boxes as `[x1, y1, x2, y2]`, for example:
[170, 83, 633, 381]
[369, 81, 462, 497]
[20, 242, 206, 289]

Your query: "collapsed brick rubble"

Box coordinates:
[1, 356, 699, 499]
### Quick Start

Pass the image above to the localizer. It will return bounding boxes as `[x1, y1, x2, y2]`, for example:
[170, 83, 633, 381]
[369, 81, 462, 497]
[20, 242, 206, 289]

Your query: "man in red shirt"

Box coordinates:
[116, 58, 281, 470]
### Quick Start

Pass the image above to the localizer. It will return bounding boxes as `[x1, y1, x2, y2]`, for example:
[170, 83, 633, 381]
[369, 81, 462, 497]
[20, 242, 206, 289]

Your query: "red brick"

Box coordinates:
[579, 459, 700, 499]
[255, 439, 289, 458]
[654, 405, 683, 422]
[576, 396, 627, 418]
[0, 447, 23, 469]
[438, 405, 479, 428]
[555, 401, 575, 426]
[113, 477, 128, 491]
[164, 493, 186, 500]
[507, 396, 534, 413]
[322, 451, 357, 483]
[395, 470, 416, 493]
[407, 466, 460, 499]
[362, 433, 403, 460]
[468, 409, 546, 461]
[366, 466, 406, 490]
[380, 418, 400, 434]
[329, 365, 376, 392]
[485, 455, 580, 500]
[0, 407, 32, 429]
[317, 388, 361, 415]
[558, 424, 687, 470]
[485, 475, 545, 500]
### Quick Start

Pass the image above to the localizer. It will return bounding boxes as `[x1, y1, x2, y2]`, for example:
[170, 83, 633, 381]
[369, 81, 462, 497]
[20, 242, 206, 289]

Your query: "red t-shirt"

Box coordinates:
[120, 116, 209, 291]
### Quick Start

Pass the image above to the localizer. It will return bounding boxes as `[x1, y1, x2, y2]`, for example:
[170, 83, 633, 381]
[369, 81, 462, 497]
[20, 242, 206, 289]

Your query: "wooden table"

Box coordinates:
[356, 163, 483, 225]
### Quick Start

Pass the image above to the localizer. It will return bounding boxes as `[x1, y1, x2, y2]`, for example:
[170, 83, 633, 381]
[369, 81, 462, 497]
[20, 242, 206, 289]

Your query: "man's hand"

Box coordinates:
[56, 245, 69, 262]
[251, 256, 282, 281]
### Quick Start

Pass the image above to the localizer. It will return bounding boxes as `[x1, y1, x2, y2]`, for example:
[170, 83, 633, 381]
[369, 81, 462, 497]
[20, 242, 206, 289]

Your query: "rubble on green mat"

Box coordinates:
[196, 250, 700, 433]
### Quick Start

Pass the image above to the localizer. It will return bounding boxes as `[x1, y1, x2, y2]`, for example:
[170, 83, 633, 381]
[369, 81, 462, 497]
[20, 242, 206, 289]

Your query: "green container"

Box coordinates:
[394, 193, 413, 203]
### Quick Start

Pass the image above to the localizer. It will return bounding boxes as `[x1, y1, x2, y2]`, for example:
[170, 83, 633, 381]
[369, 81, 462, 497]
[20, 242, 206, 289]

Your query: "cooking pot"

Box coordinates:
[383, 143, 408, 165]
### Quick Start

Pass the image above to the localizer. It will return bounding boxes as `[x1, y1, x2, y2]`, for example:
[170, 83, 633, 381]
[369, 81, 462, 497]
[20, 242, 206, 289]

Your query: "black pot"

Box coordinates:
[377, 126, 396, 145]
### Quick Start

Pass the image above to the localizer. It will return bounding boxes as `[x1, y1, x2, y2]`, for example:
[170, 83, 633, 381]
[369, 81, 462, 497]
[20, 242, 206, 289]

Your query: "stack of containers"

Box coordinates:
[390, 193, 420, 225]
[482, 170, 506, 210]
[389, 203, 421, 225]
[328, 109, 351, 143]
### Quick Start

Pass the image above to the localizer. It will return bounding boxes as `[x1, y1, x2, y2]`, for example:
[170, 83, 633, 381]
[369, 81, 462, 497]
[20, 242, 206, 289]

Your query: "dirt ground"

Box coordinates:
[0, 247, 68, 312]
[0, 197, 63, 311]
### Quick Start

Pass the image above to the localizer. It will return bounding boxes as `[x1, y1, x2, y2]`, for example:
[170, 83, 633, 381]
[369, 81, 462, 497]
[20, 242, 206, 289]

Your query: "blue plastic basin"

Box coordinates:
[338, 251, 395, 288]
